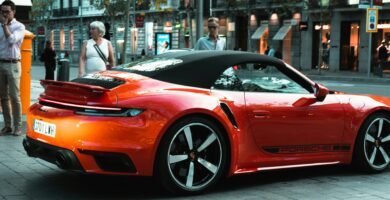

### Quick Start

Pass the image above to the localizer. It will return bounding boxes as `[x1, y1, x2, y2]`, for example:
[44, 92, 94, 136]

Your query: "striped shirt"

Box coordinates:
[0, 18, 25, 60]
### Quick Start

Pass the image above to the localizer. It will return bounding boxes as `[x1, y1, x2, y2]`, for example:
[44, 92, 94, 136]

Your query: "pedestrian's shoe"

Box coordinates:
[13, 126, 22, 136]
[0, 127, 12, 135]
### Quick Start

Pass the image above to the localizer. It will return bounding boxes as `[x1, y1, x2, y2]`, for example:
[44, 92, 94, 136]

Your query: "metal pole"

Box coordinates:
[367, 0, 373, 78]
[247, 0, 251, 52]
[318, 0, 323, 74]
[196, 0, 204, 41]
[79, 0, 83, 50]
[210, 0, 212, 16]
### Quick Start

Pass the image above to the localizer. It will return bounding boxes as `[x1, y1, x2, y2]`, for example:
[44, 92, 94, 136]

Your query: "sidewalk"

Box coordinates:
[305, 69, 390, 84]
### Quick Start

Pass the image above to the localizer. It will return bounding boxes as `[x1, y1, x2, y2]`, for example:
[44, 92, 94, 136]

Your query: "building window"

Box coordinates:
[70, 30, 74, 50]
[51, 30, 55, 50]
[60, 27, 65, 50]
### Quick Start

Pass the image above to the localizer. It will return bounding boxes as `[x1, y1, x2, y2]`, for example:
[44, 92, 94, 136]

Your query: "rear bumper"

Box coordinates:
[23, 136, 137, 173]
[23, 137, 84, 171]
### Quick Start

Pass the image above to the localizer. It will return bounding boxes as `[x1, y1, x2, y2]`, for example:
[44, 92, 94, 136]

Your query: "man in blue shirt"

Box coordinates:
[195, 17, 226, 50]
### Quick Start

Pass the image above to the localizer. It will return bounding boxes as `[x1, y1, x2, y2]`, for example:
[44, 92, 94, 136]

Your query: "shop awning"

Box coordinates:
[273, 25, 291, 40]
[0, 0, 31, 6]
[251, 25, 268, 40]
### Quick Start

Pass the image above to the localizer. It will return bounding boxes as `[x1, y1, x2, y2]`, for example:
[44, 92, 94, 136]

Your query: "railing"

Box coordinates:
[52, 7, 79, 17]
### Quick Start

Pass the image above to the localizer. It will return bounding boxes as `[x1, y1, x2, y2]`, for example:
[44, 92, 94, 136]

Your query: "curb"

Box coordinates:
[307, 75, 390, 84]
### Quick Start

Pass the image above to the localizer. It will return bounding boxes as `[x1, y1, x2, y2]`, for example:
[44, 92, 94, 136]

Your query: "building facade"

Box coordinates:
[33, 0, 390, 75]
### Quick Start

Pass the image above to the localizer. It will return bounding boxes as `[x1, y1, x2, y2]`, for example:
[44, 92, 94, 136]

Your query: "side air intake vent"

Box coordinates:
[72, 77, 125, 89]
[220, 103, 238, 128]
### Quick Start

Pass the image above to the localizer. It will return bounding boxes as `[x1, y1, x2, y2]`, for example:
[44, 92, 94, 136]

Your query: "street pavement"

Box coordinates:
[0, 64, 390, 199]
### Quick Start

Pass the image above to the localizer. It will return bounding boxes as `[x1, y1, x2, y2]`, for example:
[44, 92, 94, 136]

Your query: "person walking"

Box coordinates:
[79, 21, 114, 77]
[377, 40, 388, 77]
[378, 40, 388, 65]
[0, 0, 25, 136]
[40, 40, 56, 80]
[267, 46, 275, 57]
[194, 17, 226, 50]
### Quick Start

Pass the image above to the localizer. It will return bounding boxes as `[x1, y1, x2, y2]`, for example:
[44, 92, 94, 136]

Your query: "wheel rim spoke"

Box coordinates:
[382, 135, 390, 143]
[168, 122, 223, 189]
[197, 133, 217, 152]
[379, 147, 390, 164]
[186, 161, 194, 187]
[369, 148, 378, 164]
[184, 127, 193, 150]
[377, 119, 384, 137]
[365, 134, 376, 143]
[169, 154, 188, 164]
[198, 157, 218, 174]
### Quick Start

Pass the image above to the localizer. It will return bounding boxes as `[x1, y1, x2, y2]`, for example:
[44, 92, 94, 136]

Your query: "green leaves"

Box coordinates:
[31, 0, 53, 21]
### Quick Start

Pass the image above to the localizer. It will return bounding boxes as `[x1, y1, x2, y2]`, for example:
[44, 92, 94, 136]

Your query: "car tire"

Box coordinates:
[353, 113, 390, 173]
[156, 116, 228, 194]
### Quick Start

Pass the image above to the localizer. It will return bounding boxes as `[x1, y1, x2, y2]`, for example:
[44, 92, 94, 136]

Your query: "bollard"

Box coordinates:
[56, 58, 70, 81]
[20, 30, 35, 114]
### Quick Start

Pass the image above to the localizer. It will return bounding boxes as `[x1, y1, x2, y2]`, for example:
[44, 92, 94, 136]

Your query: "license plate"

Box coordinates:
[33, 119, 56, 137]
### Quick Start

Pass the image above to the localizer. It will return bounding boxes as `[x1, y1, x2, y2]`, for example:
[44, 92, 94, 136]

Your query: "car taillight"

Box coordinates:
[75, 108, 144, 117]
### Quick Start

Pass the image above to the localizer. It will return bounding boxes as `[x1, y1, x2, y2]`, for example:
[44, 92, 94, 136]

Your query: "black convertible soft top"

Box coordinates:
[116, 50, 287, 88]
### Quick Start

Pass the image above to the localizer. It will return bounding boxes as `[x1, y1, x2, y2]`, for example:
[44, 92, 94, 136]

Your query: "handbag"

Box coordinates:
[93, 44, 112, 70]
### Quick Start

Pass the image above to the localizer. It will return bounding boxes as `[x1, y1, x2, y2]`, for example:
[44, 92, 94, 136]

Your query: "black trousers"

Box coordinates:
[45, 64, 56, 80]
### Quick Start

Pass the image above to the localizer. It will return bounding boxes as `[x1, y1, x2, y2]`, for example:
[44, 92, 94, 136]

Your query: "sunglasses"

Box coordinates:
[208, 26, 217, 29]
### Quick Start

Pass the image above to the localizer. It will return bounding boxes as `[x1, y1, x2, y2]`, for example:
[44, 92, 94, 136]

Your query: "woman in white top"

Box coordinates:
[79, 21, 115, 77]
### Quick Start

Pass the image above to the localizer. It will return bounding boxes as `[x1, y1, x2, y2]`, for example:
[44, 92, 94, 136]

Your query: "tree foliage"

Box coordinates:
[94, 0, 128, 17]
[31, 0, 54, 37]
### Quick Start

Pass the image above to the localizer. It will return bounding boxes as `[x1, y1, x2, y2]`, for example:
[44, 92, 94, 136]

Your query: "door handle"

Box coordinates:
[253, 110, 270, 119]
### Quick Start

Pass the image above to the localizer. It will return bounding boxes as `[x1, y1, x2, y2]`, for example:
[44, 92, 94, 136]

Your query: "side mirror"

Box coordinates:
[314, 83, 329, 102]
[293, 84, 329, 107]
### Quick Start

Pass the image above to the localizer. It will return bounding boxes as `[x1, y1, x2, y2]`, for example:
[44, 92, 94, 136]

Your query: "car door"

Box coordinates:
[237, 62, 345, 155]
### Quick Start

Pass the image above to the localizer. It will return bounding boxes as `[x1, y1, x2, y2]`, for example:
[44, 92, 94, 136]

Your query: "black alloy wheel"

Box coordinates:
[354, 113, 390, 172]
[156, 116, 228, 194]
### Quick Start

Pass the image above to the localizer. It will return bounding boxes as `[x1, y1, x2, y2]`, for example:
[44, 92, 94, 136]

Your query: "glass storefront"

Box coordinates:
[312, 23, 331, 69]
[340, 22, 359, 71]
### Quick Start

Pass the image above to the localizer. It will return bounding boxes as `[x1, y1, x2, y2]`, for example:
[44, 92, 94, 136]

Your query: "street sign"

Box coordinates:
[366, 8, 378, 33]
[359, 0, 370, 8]
[359, 0, 383, 9]
[37, 26, 45, 35]
[135, 15, 144, 28]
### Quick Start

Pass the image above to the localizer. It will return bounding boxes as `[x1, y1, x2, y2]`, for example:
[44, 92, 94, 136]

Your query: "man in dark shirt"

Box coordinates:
[378, 41, 388, 63]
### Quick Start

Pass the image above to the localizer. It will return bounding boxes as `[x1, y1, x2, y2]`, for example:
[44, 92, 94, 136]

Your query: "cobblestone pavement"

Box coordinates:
[1, 123, 390, 200]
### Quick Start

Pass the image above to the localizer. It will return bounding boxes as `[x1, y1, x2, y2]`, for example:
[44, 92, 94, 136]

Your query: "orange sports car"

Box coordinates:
[24, 51, 390, 194]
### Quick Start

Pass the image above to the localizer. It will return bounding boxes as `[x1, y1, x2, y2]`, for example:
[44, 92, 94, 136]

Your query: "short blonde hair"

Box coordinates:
[208, 17, 219, 27]
[90, 21, 106, 37]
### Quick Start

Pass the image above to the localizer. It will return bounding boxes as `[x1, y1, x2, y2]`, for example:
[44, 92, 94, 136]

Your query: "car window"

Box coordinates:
[237, 63, 310, 94]
[211, 66, 243, 91]
[212, 63, 310, 94]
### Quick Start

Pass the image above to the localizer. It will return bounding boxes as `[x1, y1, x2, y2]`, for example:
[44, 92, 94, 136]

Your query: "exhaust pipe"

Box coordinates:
[23, 138, 38, 157]
[23, 138, 83, 171]
[55, 150, 71, 169]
